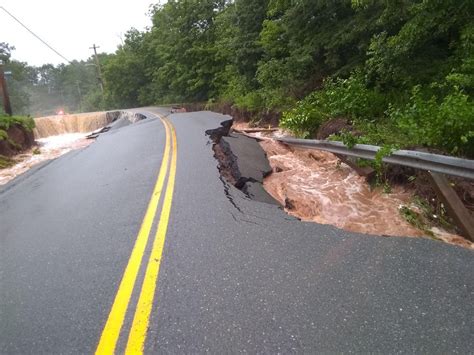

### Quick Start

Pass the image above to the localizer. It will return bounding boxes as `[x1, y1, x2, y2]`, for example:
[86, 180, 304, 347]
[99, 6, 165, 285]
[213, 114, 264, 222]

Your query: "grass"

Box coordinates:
[399, 196, 456, 239]
[0, 114, 35, 139]
[0, 155, 14, 169]
[0, 129, 7, 141]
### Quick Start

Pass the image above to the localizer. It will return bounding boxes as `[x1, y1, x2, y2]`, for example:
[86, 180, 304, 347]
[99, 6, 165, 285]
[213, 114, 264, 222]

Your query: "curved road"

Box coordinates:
[1, 108, 473, 353]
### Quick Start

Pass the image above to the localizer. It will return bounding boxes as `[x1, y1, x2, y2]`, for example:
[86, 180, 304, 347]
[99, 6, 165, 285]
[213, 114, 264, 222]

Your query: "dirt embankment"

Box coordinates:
[0, 124, 35, 157]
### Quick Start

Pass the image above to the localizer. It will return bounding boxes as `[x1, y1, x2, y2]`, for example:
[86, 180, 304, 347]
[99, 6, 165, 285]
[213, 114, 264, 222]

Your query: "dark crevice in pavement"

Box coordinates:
[229, 210, 266, 227]
[220, 175, 244, 213]
[206, 120, 280, 207]
[205, 119, 233, 144]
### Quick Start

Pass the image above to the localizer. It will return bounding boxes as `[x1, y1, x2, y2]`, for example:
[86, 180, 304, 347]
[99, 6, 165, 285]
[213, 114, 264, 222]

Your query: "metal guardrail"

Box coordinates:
[275, 137, 474, 180]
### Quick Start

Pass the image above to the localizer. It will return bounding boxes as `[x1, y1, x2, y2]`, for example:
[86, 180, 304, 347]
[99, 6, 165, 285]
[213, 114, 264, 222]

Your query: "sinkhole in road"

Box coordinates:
[206, 120, 472, 249]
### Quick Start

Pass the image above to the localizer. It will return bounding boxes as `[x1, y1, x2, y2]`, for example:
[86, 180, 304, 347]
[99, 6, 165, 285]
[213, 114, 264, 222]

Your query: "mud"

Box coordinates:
[261, 140, 422, 235]
[0, 124, 35, 157]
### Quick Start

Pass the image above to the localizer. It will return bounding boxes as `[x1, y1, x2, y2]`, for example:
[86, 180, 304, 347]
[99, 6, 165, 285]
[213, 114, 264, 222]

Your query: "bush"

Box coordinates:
[280, 73, 387, 137]
[0, 114, 35, 134]
[234, 91, 265, 112]
[0, 129, 7, 141]
[280, 91, 331, 137]
[324, 74, 387, 119]
[390, 85, 474, 157]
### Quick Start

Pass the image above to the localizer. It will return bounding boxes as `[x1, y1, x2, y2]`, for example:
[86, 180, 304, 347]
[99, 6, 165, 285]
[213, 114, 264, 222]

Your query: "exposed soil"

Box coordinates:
[316, 118, 357, 140]
[0, 124, 35, 157]
[206, 120, 237, 184]
[261, 140, 472, 249]
[261, 140, 421, 234]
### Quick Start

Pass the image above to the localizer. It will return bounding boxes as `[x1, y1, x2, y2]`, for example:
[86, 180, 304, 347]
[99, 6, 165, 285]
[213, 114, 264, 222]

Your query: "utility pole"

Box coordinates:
[89, 44, 105, 94]
[0, 60, 12, 115]
[76, 81, 83, 110]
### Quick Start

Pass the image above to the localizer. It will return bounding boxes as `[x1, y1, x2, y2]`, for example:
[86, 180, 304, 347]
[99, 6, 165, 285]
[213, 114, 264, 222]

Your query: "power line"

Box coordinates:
[0, 6, 72, 64]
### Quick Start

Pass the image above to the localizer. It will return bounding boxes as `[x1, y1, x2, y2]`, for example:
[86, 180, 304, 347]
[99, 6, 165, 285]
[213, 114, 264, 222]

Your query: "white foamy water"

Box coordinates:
[36, 132, 91, 150]
[0, 133, 93, 185]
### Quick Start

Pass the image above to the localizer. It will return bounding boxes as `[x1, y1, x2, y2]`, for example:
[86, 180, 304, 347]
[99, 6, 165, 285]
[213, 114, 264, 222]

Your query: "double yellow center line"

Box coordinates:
[96, 115, 177, 354]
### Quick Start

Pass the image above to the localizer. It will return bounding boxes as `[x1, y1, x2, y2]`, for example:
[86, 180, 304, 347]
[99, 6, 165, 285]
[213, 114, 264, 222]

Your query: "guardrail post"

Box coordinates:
[427, 172, 474, 242]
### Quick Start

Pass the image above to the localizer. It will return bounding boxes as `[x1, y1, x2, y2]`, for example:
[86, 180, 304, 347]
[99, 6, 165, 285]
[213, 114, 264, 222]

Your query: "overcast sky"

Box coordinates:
[0, 0, 158, 66]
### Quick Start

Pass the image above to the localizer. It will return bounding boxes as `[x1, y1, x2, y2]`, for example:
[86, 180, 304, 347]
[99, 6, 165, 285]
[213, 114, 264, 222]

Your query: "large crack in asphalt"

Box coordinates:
[205, 120, 280, 207]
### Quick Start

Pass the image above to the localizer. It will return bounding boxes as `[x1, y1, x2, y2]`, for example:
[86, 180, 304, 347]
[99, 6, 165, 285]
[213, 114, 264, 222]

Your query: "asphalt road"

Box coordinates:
[0, 108, 473, 353]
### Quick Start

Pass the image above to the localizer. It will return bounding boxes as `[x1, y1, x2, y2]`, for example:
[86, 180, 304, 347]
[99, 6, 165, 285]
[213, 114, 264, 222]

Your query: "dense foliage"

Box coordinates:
[96, 0, 473, 157]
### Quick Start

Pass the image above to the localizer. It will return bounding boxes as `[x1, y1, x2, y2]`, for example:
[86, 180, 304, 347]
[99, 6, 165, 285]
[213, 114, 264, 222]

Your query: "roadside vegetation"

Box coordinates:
[0, 113, 34, 140]
[0, 112, 35, 166]
[0, 112, 32, 169]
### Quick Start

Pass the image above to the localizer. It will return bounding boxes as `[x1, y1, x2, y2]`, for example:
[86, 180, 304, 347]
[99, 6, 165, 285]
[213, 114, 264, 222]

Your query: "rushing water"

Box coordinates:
[33, 112, 111, 138]
[0, 133, 93, 185]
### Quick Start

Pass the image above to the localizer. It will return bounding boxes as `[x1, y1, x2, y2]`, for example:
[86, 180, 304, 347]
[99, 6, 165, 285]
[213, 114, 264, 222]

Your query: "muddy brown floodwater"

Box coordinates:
[0, 133, 93, 186]
[261, 140, 426, 236]
[232, 122, 472, 249]
[33, 112, 110, 138]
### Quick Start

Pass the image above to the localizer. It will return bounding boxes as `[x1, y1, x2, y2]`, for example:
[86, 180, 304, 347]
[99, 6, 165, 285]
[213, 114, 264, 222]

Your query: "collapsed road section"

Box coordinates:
[206, 120, 279, 205]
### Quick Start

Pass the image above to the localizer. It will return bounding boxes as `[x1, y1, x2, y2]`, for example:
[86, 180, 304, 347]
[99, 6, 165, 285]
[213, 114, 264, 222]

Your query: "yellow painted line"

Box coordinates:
[96, 117, 171, 355]
[125, 117, 178, 354]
